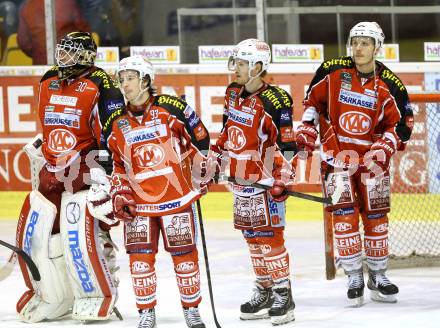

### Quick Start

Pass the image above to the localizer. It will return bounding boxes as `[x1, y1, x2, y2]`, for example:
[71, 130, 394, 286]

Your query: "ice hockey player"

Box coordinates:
[15, 32, 125, 322]
[296, 22, 413, 306]
[109, 55, 211, 328]
[211, 39, 296, 326]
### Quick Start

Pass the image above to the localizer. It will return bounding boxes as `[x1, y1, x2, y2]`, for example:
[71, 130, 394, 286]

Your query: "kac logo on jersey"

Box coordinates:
[227, 126, 246, 151]
[339, 111, 372, 135]
[48, 129, 77, 152]
[133, 144, 165, 168]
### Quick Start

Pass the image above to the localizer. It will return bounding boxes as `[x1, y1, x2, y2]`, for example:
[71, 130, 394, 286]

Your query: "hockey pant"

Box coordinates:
[16, 189, 118, 322]
[126, 204, 202, 310]
[242, 228, 291, 289]
[323, 165, 390, 273]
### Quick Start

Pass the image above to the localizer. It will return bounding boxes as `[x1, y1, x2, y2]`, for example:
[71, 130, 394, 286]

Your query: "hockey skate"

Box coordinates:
[347, 270, 365, 307]
[240, 282, 274, 320]
[138, 308, 156, 328]
[268, 287, 295, 326]
[183, 306, 205, 328]
[367, 270, 399, 303]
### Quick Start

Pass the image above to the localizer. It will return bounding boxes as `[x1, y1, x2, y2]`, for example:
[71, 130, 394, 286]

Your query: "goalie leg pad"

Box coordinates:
[16, 191, 74, 323]
[60, 190, 118, 321]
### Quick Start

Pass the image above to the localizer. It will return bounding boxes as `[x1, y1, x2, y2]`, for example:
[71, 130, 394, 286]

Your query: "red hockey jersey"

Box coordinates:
[217, 82, 296, 189]
[108, 95, 210, 216]
[38, 66, 124, 171]
[303, 56, 413, 167]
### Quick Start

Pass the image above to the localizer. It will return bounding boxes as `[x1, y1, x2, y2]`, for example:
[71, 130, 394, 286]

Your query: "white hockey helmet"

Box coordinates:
[347, 22, 385, 50]
[228, 38, 271, 72]
[116, 55, 155, 83]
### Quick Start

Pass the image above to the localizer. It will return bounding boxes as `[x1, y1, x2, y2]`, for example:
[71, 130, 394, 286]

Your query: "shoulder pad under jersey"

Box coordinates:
[87, 67, 119, 90]
[259, 84, 293, 113]
[154, 94, 187, 112]
[320, 56, 354, 72]
[40, 66, 59, 83]
[378, 62, 406, 92]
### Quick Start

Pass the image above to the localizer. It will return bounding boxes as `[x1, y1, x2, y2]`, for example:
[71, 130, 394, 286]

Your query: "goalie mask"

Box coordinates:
[347, 22, 385, 51]
[228, 38, 271, 77]
[116, 55, 155, 101]
[55, 31, 97, 80]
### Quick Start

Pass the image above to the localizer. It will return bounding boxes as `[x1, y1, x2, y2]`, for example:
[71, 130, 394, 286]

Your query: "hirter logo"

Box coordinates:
[228, 126, 246, 151]
[47, 129, 76, 152]
[339, 111, 372, 135]
[133, 144, 164, 168]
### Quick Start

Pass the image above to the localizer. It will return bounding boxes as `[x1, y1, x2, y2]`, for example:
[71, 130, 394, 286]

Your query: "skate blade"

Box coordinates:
[349, 295, 364, 307]
[240, 309, 269, 320]
[270, 310, 295, 326]
[370, 290, 397, 303]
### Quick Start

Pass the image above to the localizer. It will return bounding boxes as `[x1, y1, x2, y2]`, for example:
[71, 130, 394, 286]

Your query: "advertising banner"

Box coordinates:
[198, 45, 234, 64]
[130, 46, 180, 64]
[96, 47, 119, 64]
[0, 71, 425, 192]
[272, 44, 324, 63]
[346, 44, 400, 62]
[424, 42, 440, 61]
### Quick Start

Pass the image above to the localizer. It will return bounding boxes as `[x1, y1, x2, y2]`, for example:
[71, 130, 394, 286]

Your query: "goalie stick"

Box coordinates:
[0, 239, 40, 281]
[196, 200, 222, 328]
[216, 174, 344, 205]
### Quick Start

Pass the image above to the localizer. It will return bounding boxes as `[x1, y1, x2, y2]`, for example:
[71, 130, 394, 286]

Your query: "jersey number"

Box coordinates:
[75, 82, 88, 92]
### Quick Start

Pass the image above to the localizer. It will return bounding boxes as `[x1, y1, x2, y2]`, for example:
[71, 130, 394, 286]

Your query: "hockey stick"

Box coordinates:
[0, 251, 17, 281]
[216, 174, 344, 205]
[195, 199, 222, 328]
[0, 240, 40, 281]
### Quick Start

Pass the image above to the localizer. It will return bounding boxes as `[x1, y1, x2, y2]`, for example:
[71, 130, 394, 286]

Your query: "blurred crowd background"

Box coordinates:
[0, 0, 439, 65]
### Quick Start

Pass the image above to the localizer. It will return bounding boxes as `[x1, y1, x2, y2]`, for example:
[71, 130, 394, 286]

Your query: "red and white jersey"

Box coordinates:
[108, 95, 210, 216]
[38, 66, 125, 171]
[303, 56, 413, 167]
[217, 82, 296, 193]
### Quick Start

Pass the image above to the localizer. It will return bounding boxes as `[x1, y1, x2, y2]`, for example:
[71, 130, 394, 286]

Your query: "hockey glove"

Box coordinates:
[269, 180, 289, 202]
[111, 186, 137, 222]
[365, 137, 396, 172]
[209, 144, 227, 182]
[295, 123, 318, 158]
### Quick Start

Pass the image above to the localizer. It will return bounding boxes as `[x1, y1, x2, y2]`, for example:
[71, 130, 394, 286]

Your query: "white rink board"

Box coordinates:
[0, 220, 439, 328]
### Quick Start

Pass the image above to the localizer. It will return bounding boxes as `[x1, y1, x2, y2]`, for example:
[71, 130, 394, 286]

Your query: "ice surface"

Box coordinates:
[1, 220, 439, 327]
